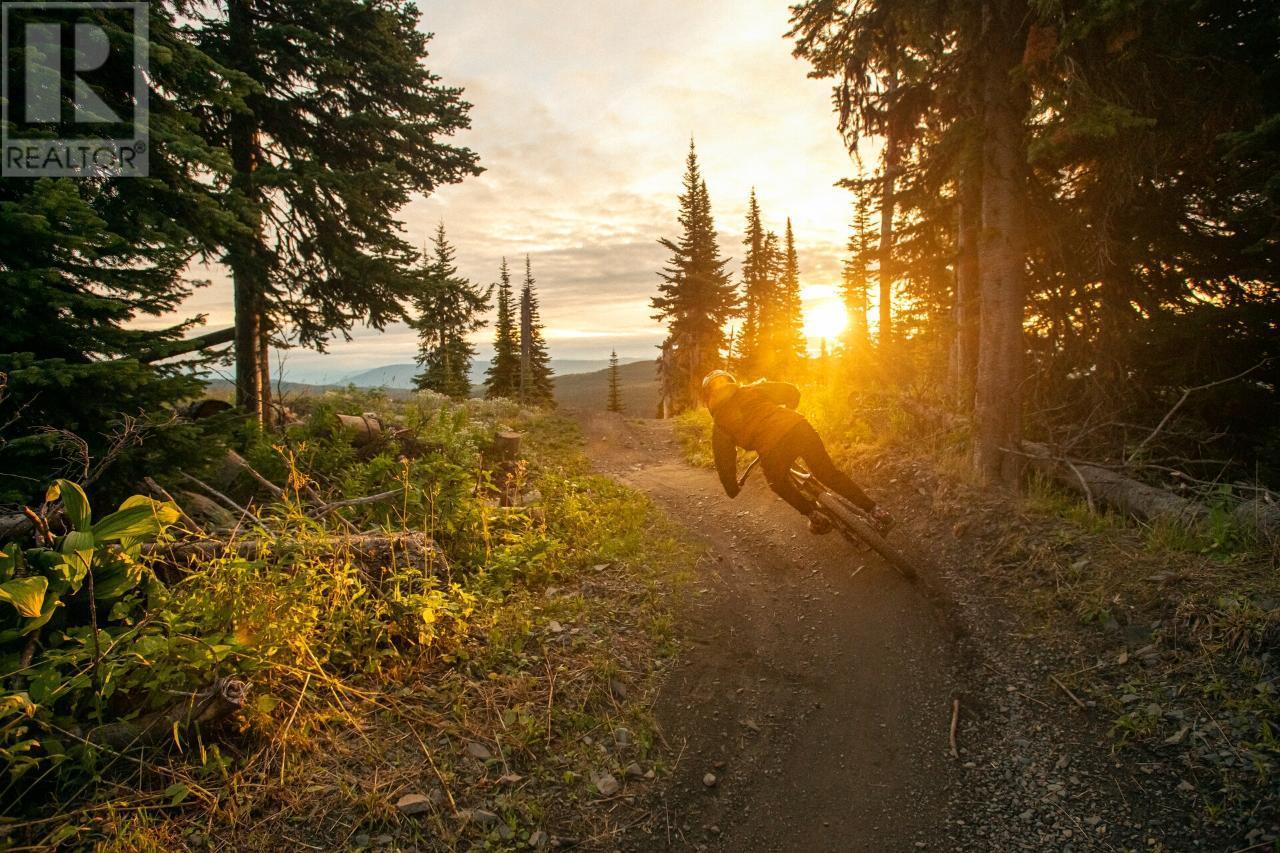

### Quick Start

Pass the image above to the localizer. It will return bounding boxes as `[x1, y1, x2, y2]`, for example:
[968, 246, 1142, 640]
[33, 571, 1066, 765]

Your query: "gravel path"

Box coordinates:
[578, 412, 1207, 853]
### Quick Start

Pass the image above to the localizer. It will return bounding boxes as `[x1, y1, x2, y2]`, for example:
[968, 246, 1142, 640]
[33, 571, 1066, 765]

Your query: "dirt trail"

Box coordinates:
[579, 412, 962, 852]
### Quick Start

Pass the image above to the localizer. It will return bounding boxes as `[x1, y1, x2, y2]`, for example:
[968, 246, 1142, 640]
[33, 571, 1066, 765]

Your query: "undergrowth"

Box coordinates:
[670, 370, 1279, 836]
[0, 392, 698, 850]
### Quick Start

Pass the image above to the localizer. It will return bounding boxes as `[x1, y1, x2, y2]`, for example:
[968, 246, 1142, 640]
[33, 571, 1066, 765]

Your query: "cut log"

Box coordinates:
[86, 677, 250, 751]
[337, 413, 384, 447]
[492, 431, 522, 460]
[1021, 442, 1208, 527]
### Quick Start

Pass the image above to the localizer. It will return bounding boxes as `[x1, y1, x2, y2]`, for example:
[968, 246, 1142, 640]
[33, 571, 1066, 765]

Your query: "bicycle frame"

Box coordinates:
[734, 453, 916, 580]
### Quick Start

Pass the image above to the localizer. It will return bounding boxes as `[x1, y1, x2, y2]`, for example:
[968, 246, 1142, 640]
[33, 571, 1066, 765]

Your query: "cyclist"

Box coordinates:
[701, 370, 893, 536]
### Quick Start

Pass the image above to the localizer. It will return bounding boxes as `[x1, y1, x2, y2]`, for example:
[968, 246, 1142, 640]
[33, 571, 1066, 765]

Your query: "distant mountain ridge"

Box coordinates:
[343, 358, 646, 391]
[552, 360, 659, 416]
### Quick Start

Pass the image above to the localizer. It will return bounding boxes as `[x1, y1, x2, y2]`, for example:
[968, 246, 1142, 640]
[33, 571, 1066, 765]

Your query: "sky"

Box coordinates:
[149, 0, 872, 385]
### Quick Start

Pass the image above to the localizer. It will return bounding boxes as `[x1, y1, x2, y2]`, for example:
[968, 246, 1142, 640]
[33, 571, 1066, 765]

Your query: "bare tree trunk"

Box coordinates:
[228, 0, 266, 423]
[232, 264, 261, 416]
[257, 320, 272, 425]
[878, 72, 900, 350]
[953, 159, 982, 409]
[972, 0, 1029, 486]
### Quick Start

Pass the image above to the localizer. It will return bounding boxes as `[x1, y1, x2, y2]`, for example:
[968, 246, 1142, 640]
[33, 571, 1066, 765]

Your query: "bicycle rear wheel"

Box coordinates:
[814, 491, 918, 581]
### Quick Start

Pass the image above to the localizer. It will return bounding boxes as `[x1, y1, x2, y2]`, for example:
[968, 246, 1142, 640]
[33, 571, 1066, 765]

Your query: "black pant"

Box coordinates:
[760, 421, 876, 515]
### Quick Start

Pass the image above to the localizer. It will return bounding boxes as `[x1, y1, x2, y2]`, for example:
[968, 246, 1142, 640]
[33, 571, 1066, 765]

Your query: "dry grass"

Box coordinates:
[0, 408, 699, 851]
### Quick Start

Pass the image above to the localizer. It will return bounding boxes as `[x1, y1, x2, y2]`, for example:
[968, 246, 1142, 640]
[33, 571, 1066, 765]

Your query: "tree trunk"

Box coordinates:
[227, 0, 266, 423]
[953, 159, 982, 409]
[878, 71, 900, 350]
[257, 319, 272, 424]
[519, 296, 532, 404]
[972, 0, 1029, 486]
[232, 263, 261, 416]
[850, 286, 871, 351]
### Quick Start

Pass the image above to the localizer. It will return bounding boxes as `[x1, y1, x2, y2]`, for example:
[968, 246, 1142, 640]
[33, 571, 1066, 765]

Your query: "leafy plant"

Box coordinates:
[1, 480, 180, 786]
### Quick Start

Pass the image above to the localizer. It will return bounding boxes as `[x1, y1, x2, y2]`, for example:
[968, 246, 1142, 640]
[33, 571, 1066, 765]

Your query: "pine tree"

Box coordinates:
[518, 257, 555, 407]
[411, 225, 491, 398]
[652, 141, 737, 413]
[484, 258, 521, 399]
[778, 218, 808, 375]
[737, 188, 772, 377]
[0, 2, 234, 503]
[761, 228, 785, 374]
[841, 187, 875, 356]
[606, 350, 624, 413]
[197, 0, 481, 421]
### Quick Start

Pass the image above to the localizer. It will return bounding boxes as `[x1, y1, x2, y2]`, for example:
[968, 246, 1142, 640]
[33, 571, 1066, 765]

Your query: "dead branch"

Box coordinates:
[310, 489, 403, 518]
[179, 471, 263, 526]
[224, 449, 285, 499]
[143, 477, 202, 534]
[1127, 358, 1273, 466]
[1050, 674, 1087, 711]
[948, 698, 960, 759]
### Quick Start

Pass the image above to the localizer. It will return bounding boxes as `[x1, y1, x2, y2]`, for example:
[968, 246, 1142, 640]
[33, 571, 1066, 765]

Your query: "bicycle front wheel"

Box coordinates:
[814, 491, 918, 581]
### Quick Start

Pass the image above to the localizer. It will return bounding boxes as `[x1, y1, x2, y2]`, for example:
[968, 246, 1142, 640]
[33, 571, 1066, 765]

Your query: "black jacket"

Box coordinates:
[708, 381, 802, 497]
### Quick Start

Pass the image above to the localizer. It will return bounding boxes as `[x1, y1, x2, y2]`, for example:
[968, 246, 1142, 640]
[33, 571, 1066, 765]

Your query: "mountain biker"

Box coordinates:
[701, 370, 894, 536]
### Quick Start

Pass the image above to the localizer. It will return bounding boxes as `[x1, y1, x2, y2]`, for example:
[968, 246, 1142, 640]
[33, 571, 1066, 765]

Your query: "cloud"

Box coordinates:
[141, 0, 865, 383]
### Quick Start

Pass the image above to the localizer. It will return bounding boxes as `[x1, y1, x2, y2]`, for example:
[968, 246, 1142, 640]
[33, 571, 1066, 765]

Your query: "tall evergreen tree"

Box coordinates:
[841, 188, 875, 356]
[518, 256, 555, 407]
[737, 188, 772, 377]
[789, 3, 940, 350]
[411, 224, 491, 398]
[778, 218, 808, 374]
[606, 350, 624, 413]
[652, 141, 737, 413]
[0, 2, 237, 503]
[484, 258, 520, 399]
[196, 0, 481, 422]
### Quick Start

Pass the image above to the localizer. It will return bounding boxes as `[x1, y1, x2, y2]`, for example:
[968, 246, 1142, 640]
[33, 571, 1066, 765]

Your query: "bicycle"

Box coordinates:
[738, 454, 918, 581]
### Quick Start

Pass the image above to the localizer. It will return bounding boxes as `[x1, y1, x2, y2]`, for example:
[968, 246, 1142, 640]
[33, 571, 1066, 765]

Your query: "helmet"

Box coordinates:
[700, 370, 736, 402]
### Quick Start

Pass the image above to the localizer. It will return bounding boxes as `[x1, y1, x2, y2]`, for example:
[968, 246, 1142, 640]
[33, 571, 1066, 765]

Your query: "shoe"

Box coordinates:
[869, 506, 895, 536]
[807, 513, 833, 535]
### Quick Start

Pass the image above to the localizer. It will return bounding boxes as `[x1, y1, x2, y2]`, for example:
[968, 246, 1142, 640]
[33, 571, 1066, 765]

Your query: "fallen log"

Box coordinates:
[85, 677, 250, 751]
[0, 512, 36, 542]
[1234, 496, 1280, 541]
[1020, 442, 1209, 527]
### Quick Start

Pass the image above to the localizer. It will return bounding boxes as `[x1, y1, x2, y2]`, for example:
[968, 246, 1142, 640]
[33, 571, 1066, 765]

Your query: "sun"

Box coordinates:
[801, 287, 848, 345]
